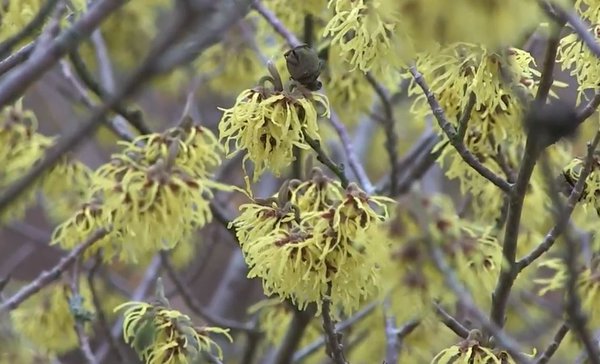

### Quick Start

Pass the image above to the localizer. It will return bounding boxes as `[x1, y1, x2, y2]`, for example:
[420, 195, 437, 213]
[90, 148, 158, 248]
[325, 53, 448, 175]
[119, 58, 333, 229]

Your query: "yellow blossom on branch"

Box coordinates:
[219, 63, 329, 179]
[115, 300, 232, 364]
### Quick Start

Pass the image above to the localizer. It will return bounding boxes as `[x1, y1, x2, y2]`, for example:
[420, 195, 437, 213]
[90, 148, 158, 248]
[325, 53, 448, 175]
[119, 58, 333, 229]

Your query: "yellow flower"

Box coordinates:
[323, 0, 399, 72]
[42, 159, 93, 223]
[563, 156, 600, 215]
[10, 279, 94, 354]
[557, 0, 600, 102]
[0, 101, 55, 223]
[234, 177, 393, 314]
[219, 82, 329, 179]
[115, 301, 232, 363]
[432, 330, 526, 364]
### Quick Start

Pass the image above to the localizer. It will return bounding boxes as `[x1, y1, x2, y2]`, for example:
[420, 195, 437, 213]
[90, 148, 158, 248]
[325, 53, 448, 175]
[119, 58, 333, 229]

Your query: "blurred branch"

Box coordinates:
[408, 66, 511, 193]
[0, 42, 34, 77]
[87, 254, 129, 363]
[96, 255, 161, 363]
[383, 298, 399, 364]
[535, 23, 564, 104]
[536, 322, 569, 364]
[456, 92, 476, 141]
[251, 0, 301, 47]
[70, 257, 97, 364]
[321, 283, 347, 364]
[293, 300, 376, 363]
[160, 252, 257, 332]
[365, 73, 400, 196]
[0, 228, 108, 313]
[434, 302, 469, 339]
[0, 0, 59, 60]
[68, 50, 148, 136]
[517, 130, 600, 271]
[270, 307, 314, 364]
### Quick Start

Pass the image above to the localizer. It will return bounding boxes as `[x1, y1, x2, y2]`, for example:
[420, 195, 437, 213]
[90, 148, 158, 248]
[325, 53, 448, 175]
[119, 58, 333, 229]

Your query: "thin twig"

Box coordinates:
[321, 283, 347, 364]
[0, 228, 108, 313]
[270, 307, 314, 364]
[536, 322, 569, 364]
[0, 42, 34, 77]
[251, 0, 301, 47]
[304, 134, 349, 188]
[456, 92, 476, 141]
[70, 257, 97, 364]
[383, 298, 399, 364]
[535, 24, 564, 104]
[576, 93, 600, 123]
[160, 252, 257, 332]
[87, 254, 129, 363]
[293, 301, 377, 363]
[434, 302, 469, 339]
[409, 66, 511, 193]
[68, 49, 150, 136]
[95, 255, 162, 362]
[0, 0, 59, 60]
[365, 73, 400, 195]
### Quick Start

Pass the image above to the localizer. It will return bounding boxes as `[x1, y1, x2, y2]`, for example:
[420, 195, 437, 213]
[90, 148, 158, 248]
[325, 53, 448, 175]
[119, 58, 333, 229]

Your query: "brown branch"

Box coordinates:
[160, 252, 257, 332]
[434, 302, 469, 339]
[365, 72, 400, 196]
[321, 284, 347, 364]
[536, 322, 569, 364]
[456, 92, 476, 141]
[292, 301, 377, 363]
[70, 257, 97, 364]
[0, 228, 108, 313]
[535, 24, 564, 104]
[408, 66, 511, 193]
[270, 307, 314, 364]
[517, 130, 600, 271]
[87, 254, 129, 363]
[304, 133, 350, 188]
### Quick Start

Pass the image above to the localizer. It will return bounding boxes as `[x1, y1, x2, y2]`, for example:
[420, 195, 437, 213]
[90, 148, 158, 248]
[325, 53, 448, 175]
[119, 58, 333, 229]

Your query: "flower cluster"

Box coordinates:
[432, 330, 525, 364]
[51, 123, 230, 262]
[563, 155, 600, 215]
[10, 279, 94, 354]
[0, 101, 55, 223]
[115, 300, 231, 363]
[557, 0, 600, 101]
[219, 64, 330, 179]
[233, 169, 393, 314]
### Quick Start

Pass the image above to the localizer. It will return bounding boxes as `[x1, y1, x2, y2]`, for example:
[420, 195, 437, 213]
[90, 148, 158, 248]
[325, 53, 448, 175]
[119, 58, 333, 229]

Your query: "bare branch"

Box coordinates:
[365, 73, 400, 195]
[543, 1, 600, 59]
[434, 302, 469, 339]
[70, 258, 97, 364]
[321, 284, 347, 364]
[251, 0, 301, 47]
[0, 228, 108, 313]
[536, 322, 569, 364]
